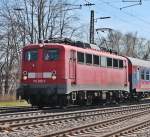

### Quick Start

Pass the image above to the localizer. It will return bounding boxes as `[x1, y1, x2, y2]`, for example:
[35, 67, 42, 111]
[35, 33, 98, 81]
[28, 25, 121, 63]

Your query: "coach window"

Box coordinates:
[86, 53, 92, 64]
[146, 71, 150, 81]
[24, 50, 38, 61]
[113, 59, 119, 68]
[77, 52, 84, 63]
[101, 56, 106, 67]
[93, 55, 99, 65]
[141, 70, 145, 80]
[119, 60, 123, 68]
[44, 49, 59, 60]
[107, 57, 112, 67]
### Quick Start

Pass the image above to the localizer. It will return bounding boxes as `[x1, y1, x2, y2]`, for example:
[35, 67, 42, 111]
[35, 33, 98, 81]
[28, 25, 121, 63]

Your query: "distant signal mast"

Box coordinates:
[120, 0, 142, 10]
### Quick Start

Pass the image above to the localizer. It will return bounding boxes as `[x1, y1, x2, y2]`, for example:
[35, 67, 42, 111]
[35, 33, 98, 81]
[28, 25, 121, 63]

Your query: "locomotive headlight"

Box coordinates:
[51, 75, 56, 80]
[39, 44, 44, 48]
[23, 76, 28, 80]
[51, 70, 56, 80]
[23, 71, 28, 80]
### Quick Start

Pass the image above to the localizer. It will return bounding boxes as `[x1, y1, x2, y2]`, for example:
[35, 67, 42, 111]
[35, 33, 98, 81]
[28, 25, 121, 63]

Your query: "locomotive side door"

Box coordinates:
[69, 50, 76, 84]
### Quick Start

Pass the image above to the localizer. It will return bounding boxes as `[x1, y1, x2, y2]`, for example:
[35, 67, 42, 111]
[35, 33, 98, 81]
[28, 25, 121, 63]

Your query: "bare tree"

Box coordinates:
[140, 40, 150, 60]
[0, 1, 23, 96]
[101, 30, 150, 60]
[106, 30, 123, 53]
[22, 0, 80, 42]
[0, 0, 81, 98]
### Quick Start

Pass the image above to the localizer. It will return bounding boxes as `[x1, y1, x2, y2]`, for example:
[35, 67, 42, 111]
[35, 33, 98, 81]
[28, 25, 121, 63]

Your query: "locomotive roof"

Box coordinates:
[24, 43, 126, 60]
[127, 57, 150, 68]
[52, 43, 126, 60]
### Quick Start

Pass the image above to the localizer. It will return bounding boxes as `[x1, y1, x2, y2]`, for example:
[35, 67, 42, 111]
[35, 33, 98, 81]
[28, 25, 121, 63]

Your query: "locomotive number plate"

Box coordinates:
[33, 79, 46, 83]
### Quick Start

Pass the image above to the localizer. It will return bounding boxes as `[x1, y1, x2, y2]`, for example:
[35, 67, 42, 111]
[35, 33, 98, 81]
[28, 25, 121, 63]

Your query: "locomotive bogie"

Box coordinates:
[17, 86, 130, 106]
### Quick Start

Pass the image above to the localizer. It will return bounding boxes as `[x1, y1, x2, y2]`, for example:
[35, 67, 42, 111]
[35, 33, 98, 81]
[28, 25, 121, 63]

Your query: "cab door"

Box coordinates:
[69, 50, 76, 84]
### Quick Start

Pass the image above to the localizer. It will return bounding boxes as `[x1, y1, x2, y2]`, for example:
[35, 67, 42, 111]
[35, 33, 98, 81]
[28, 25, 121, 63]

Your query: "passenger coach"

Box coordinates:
[127, 57, 150, 97]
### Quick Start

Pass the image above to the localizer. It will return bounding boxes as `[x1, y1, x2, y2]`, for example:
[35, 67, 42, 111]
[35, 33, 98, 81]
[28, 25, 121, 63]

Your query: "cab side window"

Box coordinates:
[119, 60, 123, 68]
[93, 55, 100, 65]
[107, 57, 112, 67]
[141, 70, 145, 80]
[146, 70, 150, 80]
[77, 52, 84, 63]
[113, 59, 119, 68]
[86, 53, 92, 64]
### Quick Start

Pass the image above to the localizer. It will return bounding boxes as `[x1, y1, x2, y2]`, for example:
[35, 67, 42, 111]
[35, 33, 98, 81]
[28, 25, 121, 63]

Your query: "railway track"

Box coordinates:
[38, 110, 150, 137]
[1, 103, 150, 137]
[0, 103, 150, 123]
[0, 99, 149, 114]
[0, 106, 38, 114]
[0, 103, 149, 120]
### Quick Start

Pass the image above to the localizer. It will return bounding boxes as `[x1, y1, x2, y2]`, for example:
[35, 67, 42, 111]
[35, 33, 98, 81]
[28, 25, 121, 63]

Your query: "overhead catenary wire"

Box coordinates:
[96, 0, 150, 36]
[100, 0, 150, 25]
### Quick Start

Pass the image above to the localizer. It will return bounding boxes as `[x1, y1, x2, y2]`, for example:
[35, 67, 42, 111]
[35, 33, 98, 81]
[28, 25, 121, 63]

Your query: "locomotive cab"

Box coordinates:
[19, 44, 66, 106]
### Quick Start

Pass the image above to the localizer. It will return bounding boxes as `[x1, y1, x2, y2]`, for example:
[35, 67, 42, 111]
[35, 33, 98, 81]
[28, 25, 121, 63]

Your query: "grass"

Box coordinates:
[0, 100, 30, 107]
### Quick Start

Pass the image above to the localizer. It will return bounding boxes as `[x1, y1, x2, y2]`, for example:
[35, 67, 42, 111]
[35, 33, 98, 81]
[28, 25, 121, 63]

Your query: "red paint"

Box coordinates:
[21, 43, 129, 91]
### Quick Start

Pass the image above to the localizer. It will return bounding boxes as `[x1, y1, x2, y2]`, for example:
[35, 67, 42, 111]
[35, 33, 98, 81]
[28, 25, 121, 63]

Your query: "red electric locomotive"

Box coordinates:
[17, 39, 150, 107]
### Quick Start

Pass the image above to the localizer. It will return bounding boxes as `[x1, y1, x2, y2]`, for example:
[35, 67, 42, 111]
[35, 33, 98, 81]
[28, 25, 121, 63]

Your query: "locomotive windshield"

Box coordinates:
[44, 49, 59, 60]
[24, 50, 38, 61]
